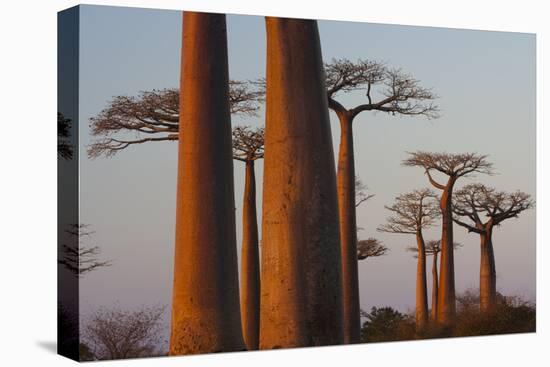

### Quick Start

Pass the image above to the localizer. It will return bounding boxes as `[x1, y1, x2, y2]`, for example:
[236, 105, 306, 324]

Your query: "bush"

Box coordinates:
[360, 291, 535, 343]
[360, 307, 415, 342]
[453, 290, 535, 337]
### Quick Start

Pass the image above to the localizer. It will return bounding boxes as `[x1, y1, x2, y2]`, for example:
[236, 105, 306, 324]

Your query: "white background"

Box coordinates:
[0, 0, 547, 366]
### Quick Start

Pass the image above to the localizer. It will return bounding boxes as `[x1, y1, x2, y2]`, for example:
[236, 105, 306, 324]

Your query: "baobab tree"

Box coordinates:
[403, 152, 493, 326]
[378, 189, 440, 332]
[88, 82, 262, 157]
[232, 126, 264, 350]
[355, 176, 374, 208]
[169, 11, 246, 354]
[325, 58, 438, 343]
[408, 240, 461, 321]
[260, 17, 343, 348]
[357, 238, 388, 260]
[88, 47, 264, 354]
[452, 184, 533, 312]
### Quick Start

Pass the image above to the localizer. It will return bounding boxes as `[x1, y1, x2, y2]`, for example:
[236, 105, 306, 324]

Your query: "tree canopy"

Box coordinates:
[403, 152, 494, 189]
[357, 238, 388, 260]
[325, 58, 439, 119]
[378, 189, 440, 234]
[452, 184, 534, 234]
[88, 80, 264, 157]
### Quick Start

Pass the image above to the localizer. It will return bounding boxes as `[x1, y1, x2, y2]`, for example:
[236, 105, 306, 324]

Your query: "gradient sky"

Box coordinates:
[75, 5, 536, 342]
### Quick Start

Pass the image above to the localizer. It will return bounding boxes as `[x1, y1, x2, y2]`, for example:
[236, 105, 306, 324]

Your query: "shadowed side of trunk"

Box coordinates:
[260, 17, 344, 349]
[170, 12, 245, 355]
[415, 232, 429, 331]
[437, 182, 457, 326]
[431, 252, 439, 321]
[479, 227, 497, 313]
[337, 116, 361, 343]
[240, 161, 260, 350]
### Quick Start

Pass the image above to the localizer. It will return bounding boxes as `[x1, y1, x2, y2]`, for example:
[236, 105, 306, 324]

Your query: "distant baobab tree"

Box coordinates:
[355, 176, 374, 208]
[357, 238, 388, 260]
[452, 184, 533, 312]
[260, 17, 344, 348]
[232, 125, 264, 350]
[403, 152, 493, 326]
[88, 81, 263, 158]
[408, 240, 461, 321]
[378, 189, 440, 332]
[325, 58, 439, 343]
[169, 12, 247, 354]
[58, 112, 73, 160]
[58, 224, 112, 277]
[82, 305, 166, 360]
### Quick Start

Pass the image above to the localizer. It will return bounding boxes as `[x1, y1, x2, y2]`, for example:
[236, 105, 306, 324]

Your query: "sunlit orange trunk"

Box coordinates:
[415, 231, 429, 331]
[240, 161, 260, 350]
[260, 17, 344, 349]
[170, 12, 245, 355]
[437, 179, 457, 326]
[479, 226, 497, 313]
[337, 116, 361, 343]
[431, 252, 439, 321]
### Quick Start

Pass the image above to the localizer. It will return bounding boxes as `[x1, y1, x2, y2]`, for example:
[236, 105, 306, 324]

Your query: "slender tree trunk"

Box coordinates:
[415, 231, 429, 332]
[437, 179, 457, 326]
[170, 12, 245, 355]
[260, 17, 344, 349]
[431, 252, 439, 321]
[336, 115, 361, 344]
[479, 226, 497, 313]
[240, 160, 260, 350]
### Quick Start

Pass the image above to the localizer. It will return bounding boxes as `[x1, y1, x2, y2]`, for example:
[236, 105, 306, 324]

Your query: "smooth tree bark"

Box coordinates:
[260, 17, 344, 349]
[325, 59, 438, 343]
[232, 126, 264, 350]
[431, 247, 439, 321]
[170, 12, 245, 355]
[408, 240, 460, 321]
[403, 152, 493, 326]
[452, 184, 533, 313]
[378, 189, 439, 332]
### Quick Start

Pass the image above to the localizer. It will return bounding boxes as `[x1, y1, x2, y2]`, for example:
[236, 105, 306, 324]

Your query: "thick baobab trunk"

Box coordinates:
[415, 231, 429, 331]
[479, 227, 497, 313]
[260, 17, 344, 349]
[240, 161, 260, 350]
[437, 179, 456, 326]
[336, 116, 361, 344]
[431, 252, 439, 321]
[170, 12, 245, 355]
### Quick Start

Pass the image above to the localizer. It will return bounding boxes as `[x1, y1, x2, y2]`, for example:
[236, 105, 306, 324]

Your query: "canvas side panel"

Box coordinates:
[57, 5, 80, 362]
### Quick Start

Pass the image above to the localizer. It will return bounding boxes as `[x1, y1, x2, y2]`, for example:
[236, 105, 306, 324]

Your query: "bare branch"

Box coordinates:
[355, 176, 375, 208]
[88, 80, 264, 158]
[377, 189, 440, 234]
[58, 224, 112, 277]
[232, 125, 265, 162]
[324, 58, 439, 120]
[82, 305, 166, 360]
[407, 239, 461, 258]
[403, 151, 494, 178]
[452, 183, 534, 230]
